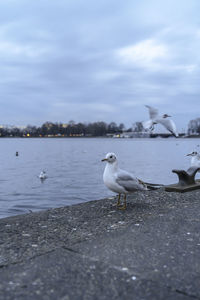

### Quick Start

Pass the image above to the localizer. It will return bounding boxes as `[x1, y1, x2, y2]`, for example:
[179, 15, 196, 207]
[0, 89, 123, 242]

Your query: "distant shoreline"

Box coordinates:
[0, 135, 200, 139]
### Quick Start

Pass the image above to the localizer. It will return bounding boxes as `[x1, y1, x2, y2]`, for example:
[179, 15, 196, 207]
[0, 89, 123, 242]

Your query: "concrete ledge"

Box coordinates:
[0, 190, 200, 299]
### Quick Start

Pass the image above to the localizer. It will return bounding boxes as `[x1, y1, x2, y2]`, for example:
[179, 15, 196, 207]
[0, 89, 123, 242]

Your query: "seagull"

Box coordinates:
[39, 171, 47, 180]
[102, 152, 158, 210]
[186, 151, 200, 170]
[143, 105, 178, 137]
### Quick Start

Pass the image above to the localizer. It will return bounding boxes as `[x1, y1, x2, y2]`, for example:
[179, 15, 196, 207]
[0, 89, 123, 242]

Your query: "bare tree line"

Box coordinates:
[0, 118, 197, 137]
[0, 121, 127, 137]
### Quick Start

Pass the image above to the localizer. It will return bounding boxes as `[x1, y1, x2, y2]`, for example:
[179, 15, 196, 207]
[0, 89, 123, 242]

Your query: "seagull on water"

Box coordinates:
[102, 152, 157, 210]
[186, 151, 200, 170]
[39, 170, 47, 180]
[143, 105, 178, 137]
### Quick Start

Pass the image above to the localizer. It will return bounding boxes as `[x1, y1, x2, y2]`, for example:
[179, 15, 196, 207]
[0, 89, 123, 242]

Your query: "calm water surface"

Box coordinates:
[0, 137, 199, 218]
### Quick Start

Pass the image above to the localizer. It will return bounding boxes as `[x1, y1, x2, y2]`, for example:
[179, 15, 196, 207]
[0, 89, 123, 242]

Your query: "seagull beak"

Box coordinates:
[186, 153, 191, 156]
[101, 158, 108, 162]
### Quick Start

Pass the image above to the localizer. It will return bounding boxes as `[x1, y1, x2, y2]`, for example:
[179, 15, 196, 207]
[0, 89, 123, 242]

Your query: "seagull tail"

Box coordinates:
[143, 181, 164, 190]
[138, 179, 163, 190]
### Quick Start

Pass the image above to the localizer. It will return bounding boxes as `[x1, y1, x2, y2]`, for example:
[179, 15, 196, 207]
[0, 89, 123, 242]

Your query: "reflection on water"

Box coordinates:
[0, 137, 199, 218]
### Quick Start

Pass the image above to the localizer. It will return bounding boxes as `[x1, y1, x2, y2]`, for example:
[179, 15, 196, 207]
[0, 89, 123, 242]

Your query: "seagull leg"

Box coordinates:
[119, 194, 127, 210]
[117, 194, 121, 206]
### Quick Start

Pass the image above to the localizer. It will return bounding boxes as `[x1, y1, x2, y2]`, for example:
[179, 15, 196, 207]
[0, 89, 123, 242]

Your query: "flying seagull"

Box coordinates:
[143, 105, 178, 137]
[101, 152, 160, 210]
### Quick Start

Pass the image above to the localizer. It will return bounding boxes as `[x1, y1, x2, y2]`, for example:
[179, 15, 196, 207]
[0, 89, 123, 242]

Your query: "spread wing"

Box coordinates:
[142, 119, 154, 130]
[157, 118, 178, 137]
[116, 169, 147, 192]
[145, 105, 159, 120]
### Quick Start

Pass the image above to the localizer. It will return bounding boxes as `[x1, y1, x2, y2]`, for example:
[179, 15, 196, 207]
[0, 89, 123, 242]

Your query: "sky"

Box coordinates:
[0, 0, 200, 132]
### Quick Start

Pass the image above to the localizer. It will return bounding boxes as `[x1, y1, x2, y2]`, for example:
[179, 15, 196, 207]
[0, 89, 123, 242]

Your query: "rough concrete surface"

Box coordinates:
[0, 189, 200, 299]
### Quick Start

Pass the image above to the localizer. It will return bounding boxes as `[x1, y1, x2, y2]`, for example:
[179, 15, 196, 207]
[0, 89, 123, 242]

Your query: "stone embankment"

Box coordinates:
[0, 189, 200, 299]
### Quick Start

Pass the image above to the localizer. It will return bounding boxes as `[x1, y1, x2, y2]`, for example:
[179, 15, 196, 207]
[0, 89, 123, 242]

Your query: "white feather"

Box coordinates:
[145, 105, 159, 120]
[144, 105, 178, 137]
[102, 153, 148, 195]
[156, 118, 178, 137]
[142, 119, 154, 130]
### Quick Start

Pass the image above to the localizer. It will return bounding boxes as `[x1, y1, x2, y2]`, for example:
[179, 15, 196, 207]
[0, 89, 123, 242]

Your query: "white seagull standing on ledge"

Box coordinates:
[102, 153, 148, 210]
[143, 105, 178, 137]
[187, 151, 200, 170]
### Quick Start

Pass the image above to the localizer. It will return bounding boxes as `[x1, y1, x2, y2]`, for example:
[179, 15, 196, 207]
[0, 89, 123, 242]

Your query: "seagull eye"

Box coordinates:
[110, 156, 113, 158]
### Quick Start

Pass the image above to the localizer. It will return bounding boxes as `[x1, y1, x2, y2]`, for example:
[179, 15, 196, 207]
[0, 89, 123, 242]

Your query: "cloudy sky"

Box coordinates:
[0, 0, 200, 131]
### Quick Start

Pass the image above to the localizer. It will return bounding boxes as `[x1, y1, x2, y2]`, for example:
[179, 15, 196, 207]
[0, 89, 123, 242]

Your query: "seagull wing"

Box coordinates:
[142, 119, 154, 130]
[157, 118, 178, 137]
[145, 105, 159, 120]
[116, 169, 147, 192]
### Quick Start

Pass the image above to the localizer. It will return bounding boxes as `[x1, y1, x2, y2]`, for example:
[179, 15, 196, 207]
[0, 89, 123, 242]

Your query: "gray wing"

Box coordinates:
[157, 118, 178, 137]
[116, 170, 147, 192]
[145, 105, 159, 120]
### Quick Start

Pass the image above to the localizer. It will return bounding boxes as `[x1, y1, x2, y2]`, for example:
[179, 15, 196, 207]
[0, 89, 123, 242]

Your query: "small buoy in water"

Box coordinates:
[16, 151, 19, 156]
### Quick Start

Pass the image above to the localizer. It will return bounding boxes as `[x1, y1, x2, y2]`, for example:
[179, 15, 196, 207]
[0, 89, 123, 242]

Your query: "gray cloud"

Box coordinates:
[0, 0, 199, 131]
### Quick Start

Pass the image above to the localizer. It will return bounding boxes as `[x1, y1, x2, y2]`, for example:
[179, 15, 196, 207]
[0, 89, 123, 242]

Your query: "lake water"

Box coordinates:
[0, 137, 199, 219]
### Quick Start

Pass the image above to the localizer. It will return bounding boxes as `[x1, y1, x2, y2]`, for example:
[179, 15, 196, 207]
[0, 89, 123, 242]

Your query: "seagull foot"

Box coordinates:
[117, 194, 127, 210]
[116, 194, 121, 207]
[118, 204, 127, 210]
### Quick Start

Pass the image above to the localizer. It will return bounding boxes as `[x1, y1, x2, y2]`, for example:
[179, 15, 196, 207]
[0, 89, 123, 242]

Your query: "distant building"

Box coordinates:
[62, 123, 68, 128]
[188, 118, 200, 135]
[111, 132, 150, 138]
